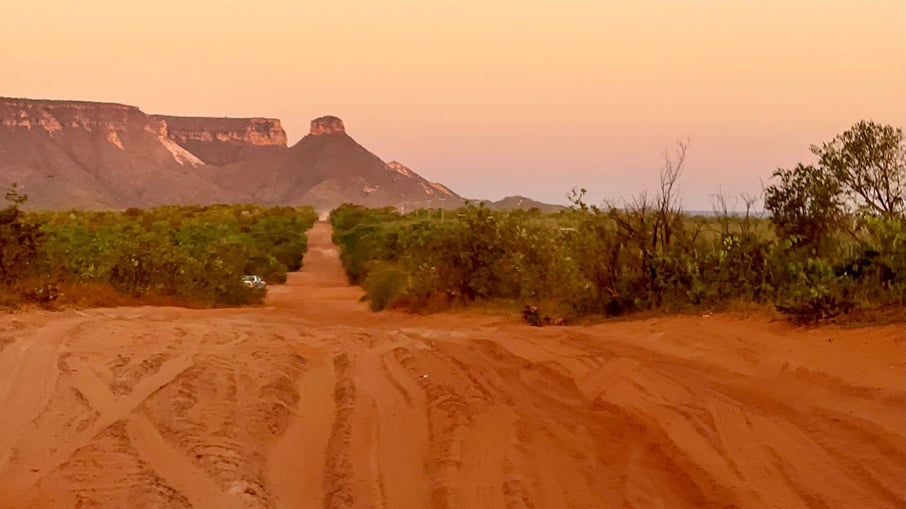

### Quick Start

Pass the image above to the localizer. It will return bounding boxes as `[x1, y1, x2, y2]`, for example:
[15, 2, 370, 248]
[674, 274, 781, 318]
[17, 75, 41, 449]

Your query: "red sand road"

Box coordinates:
[0, 222, 902, 508]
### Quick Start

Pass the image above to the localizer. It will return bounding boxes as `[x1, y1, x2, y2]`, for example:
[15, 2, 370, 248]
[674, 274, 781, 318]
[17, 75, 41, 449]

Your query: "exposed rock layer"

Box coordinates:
[309, 116, 345, 136]
[153, 116, 287, 147]
[151, 115, 288, 166]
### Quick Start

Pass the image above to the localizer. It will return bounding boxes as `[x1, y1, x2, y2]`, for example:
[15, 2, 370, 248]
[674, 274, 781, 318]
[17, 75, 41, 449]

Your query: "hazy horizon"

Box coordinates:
[2, 0, 903, 210]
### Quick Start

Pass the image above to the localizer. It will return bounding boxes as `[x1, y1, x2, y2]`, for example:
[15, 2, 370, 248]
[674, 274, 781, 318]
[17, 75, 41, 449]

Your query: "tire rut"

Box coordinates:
[323, 353, 356, 509]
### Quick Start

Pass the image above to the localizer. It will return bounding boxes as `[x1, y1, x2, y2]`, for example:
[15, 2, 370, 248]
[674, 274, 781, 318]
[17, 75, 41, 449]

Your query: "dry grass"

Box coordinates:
[830, 305, 905, 328]
[0, 281, 204, 311]
[55, 282, 201, 309]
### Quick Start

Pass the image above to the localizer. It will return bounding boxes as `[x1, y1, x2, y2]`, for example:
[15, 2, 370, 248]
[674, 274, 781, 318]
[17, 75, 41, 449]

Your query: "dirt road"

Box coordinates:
[0, 223, 902, 508]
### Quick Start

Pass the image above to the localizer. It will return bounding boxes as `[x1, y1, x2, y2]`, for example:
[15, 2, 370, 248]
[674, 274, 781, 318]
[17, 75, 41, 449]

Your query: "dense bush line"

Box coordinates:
[331, 203, 904, 322]
[0, 195, 318, 307]
[330, 122, 905, 323]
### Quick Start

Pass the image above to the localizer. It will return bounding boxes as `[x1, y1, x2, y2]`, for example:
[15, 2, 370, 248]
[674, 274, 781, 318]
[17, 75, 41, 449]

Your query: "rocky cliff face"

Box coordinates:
[309, 116, 345, 135]
[151, 115, 288, 166]
[0, 97, 240, 209]
[0, 97, 205, 167]
[153, 116, 287, 147]
[386, 161, 458, 198]
[0, 98, 147, 133]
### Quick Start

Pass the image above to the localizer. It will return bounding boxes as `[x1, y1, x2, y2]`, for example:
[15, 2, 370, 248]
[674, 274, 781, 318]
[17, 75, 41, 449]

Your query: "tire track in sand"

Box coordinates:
[390, 344, 502, 508]
[350, 343, 432, 508]
[1, 350, 199, 499]
[323, 353, 357, 509]
[140, 343, 308, 508]
[23, 352, 235, 508]
[266, 352, 336, 509]
[0, 318, 84, 467]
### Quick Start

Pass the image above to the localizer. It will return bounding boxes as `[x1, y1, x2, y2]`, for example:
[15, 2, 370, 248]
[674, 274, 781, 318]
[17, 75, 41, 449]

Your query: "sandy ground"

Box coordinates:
[0, 223, 903, 508]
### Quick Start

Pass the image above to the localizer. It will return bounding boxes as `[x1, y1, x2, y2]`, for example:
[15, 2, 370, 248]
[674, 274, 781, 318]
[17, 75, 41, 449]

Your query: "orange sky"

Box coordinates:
[1, 0, 903, 209]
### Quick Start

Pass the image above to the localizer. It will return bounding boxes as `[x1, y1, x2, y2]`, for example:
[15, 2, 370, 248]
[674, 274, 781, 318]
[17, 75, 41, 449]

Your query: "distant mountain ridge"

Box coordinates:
[0, 96, 558, 212]
[479, 195, 565, 213]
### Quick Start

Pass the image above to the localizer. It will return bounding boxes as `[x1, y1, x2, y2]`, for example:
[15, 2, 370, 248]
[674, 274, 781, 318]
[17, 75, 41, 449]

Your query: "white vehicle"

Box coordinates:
[242, 275, 266, 289]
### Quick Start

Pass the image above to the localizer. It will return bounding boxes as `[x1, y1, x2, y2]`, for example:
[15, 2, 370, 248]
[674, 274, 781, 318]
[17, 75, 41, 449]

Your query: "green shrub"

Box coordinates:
[363, 262, 408, 311]
[772, 256, 854, 322]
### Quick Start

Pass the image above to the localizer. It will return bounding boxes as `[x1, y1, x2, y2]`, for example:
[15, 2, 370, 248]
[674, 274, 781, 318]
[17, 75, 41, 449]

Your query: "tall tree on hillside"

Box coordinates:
[812, 121, 905, 218]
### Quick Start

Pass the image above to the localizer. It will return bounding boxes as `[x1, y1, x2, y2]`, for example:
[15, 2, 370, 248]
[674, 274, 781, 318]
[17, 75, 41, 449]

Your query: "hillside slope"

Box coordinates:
[214, 116, 462, 210]
[0, 98, 238, 208]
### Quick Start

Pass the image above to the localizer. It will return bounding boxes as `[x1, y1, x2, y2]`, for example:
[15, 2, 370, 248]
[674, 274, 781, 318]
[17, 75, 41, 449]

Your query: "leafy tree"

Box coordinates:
[764, 163, 845, 254]
[812, 121, 905, 218]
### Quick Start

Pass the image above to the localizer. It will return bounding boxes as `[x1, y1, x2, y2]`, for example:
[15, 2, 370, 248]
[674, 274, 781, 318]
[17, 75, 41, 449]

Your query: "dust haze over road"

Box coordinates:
[0, 223, 902, 508]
